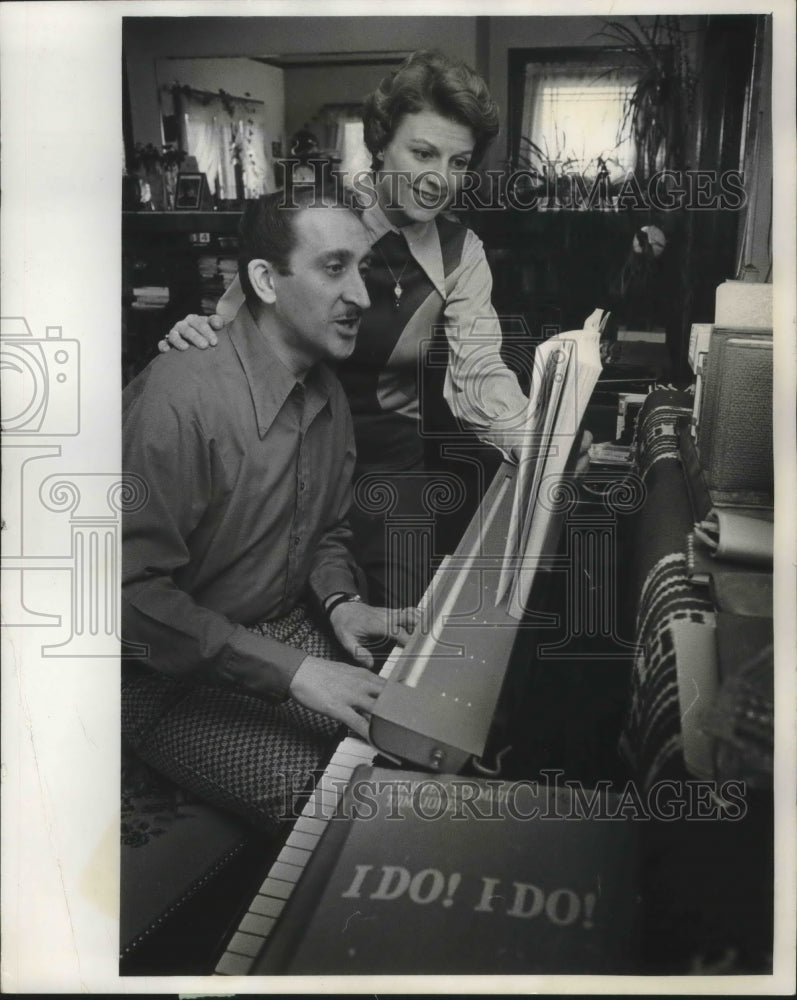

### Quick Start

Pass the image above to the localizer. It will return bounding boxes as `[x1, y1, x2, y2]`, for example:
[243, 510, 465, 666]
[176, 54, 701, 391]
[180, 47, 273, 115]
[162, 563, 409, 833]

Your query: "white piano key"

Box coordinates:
[327, 754, 367, 771]
[302, 795, 336, 827]
[302, 790, 335, 814]
[337, 752, 364, 772]
[307, 804, 338, 823]
[286, 830, 320, 851]
[319, 765, 351, 784]
[339, 739, 376, 758]
[226, 930, 266, 958]
[215, 646, 383, 975]
[322, 762, 358, 781]
[250, 894, 286, 919]
[238, 911, 277, 938]
[294, 815, 327, 836]
[274, 844, 311, 867]
[333, 737, 369, 754]
[215, 950, 256, 976]
[381, 654, 402, 679]
[318, 787, 345, 811]
[318, 776, 350, 800]
[269, 861, 303, 883]
[300, 791, 325, 815]
[259, 877, 295, 900]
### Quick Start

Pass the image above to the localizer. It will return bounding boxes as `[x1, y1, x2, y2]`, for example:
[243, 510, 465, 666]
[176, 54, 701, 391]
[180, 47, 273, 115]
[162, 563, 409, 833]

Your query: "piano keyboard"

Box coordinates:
[214, 644, 402, 976]
[214, 464, 517, 974]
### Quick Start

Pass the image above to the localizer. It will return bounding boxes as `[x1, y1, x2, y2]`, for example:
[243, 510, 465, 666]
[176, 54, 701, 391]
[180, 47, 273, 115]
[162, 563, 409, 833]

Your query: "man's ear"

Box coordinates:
[248, 259, 278, 304]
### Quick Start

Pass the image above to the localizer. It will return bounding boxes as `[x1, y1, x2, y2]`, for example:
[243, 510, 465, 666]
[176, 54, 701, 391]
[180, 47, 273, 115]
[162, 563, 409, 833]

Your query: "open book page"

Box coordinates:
[495, 327, 603, 618]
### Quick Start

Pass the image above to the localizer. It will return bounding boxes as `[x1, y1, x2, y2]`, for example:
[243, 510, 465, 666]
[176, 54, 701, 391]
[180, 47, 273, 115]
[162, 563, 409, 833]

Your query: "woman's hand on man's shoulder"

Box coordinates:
[158, 313, 227, 353]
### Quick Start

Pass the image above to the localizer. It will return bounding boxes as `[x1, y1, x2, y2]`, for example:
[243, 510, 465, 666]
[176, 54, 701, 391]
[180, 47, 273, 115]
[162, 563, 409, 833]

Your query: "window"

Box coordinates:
[510, 49, 640, 183]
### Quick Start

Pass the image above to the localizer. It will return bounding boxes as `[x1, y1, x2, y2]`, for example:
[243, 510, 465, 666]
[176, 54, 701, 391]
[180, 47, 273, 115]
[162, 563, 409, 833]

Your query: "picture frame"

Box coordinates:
[174, 172, 204, 210]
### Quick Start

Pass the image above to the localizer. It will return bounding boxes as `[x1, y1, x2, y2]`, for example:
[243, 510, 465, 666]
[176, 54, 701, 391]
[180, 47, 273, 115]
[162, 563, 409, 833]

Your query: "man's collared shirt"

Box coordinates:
[218, 186, 529, 456]
[122, 304, 359, 698]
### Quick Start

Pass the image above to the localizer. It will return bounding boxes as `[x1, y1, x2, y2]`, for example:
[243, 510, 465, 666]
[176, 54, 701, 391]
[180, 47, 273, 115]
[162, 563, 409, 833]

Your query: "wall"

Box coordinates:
[155, 57, 284, 152]
[283, 63, 401, 146]
[124, 16, 477, 148]
[126, 14, 680, 162]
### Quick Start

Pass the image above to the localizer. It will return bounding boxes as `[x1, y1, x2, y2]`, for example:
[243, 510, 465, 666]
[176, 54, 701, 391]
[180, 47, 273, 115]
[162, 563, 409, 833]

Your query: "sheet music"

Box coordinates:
[495, 326, 603, 617]
[496, 337, 573, 605]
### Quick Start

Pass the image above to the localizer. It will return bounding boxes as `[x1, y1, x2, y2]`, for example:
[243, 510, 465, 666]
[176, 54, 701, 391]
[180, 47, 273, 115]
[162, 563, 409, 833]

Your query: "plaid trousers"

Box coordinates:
[122, 605, 348, 834]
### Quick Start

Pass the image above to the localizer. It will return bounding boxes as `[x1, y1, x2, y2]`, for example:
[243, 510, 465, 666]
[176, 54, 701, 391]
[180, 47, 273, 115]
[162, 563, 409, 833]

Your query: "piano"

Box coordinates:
[215, 460, 530, 975]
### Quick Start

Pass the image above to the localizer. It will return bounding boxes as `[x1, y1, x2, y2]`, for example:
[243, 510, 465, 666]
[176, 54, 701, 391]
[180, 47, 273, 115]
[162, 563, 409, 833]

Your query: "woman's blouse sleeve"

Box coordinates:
[441, 229, 529, 455]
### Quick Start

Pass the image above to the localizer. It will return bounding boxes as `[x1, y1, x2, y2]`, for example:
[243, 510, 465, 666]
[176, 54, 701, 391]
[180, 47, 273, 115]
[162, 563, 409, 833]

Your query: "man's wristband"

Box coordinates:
[324, 592, 362, 619]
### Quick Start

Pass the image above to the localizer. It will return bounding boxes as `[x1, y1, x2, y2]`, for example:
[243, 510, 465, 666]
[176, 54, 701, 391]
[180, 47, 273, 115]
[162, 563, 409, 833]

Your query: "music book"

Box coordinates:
[254, 766, 641, 976]
[497, 321, 604, 617]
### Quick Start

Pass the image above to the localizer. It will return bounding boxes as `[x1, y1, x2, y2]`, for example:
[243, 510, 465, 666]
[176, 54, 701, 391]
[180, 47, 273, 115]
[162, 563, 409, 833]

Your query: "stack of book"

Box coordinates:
[197, 255, 223, 315]
[197, 255, 239, 314]
[218, 257, 238, 291]
[131, 286, 169, 311]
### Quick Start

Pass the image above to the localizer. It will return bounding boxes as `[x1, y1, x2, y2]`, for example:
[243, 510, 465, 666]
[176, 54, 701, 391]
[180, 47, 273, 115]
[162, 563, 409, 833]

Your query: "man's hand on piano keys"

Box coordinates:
[288, 656, 385, 740]
[329, 602, 419, 669]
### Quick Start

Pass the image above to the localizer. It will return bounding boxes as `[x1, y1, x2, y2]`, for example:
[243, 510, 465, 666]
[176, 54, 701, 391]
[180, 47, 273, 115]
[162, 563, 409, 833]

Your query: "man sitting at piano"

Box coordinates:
[122, 188, 417, 833]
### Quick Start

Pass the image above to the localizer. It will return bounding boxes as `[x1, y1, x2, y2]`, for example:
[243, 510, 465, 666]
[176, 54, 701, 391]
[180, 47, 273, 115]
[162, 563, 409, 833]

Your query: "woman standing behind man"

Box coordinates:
[162, 49, 590, 608]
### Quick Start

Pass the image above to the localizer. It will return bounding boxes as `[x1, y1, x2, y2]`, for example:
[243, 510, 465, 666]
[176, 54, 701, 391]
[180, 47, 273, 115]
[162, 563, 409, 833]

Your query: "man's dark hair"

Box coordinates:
[238, 185, 358, 304]
[362, 49, 499, 171]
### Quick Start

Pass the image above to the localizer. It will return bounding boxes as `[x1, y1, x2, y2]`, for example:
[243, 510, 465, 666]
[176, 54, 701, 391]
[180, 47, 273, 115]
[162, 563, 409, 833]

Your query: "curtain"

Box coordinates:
[311, 104, 370, 190]
[233, 117, 273, 198]
[178, 88, 274, 199]
[183, 108, 228, 197]
[337, 118, 371, 189]
[520, 59, 638, 181]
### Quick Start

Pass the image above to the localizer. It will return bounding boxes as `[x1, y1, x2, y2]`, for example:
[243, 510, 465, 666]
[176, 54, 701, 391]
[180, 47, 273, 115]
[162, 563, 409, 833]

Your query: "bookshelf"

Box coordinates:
[122, 212, 242, 383]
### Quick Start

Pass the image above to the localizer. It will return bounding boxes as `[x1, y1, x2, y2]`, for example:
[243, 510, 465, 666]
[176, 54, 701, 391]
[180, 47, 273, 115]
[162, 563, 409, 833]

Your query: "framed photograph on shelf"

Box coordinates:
[174, 172, 205, 210]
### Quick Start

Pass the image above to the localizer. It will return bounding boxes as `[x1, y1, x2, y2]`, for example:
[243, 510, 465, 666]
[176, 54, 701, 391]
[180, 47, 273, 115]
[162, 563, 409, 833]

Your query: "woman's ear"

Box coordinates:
[248, 259, 277, 304]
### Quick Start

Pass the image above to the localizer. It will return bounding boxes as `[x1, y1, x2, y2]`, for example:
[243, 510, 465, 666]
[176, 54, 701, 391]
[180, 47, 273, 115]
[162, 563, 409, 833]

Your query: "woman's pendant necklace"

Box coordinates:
[377, 241, 410, 310]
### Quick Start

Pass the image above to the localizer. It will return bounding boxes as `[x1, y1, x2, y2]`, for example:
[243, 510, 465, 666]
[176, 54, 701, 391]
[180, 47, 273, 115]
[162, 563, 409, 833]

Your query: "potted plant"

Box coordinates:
[125, 143, 188, 210]
[510, 129, 579, 210]
[125, 143, 164, 210]
[594, 16, 697, 179]
[511, 135, 624, 211]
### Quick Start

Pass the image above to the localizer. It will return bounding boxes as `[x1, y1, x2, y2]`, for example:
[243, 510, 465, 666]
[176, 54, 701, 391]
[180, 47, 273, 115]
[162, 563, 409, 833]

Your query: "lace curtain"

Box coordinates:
[520, 58, 639, 180]
[178, 88, 275, 199]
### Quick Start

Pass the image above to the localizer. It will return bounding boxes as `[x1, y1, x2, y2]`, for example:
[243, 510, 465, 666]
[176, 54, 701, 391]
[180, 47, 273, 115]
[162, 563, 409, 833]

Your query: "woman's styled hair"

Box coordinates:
[362, 50, 500, 170]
